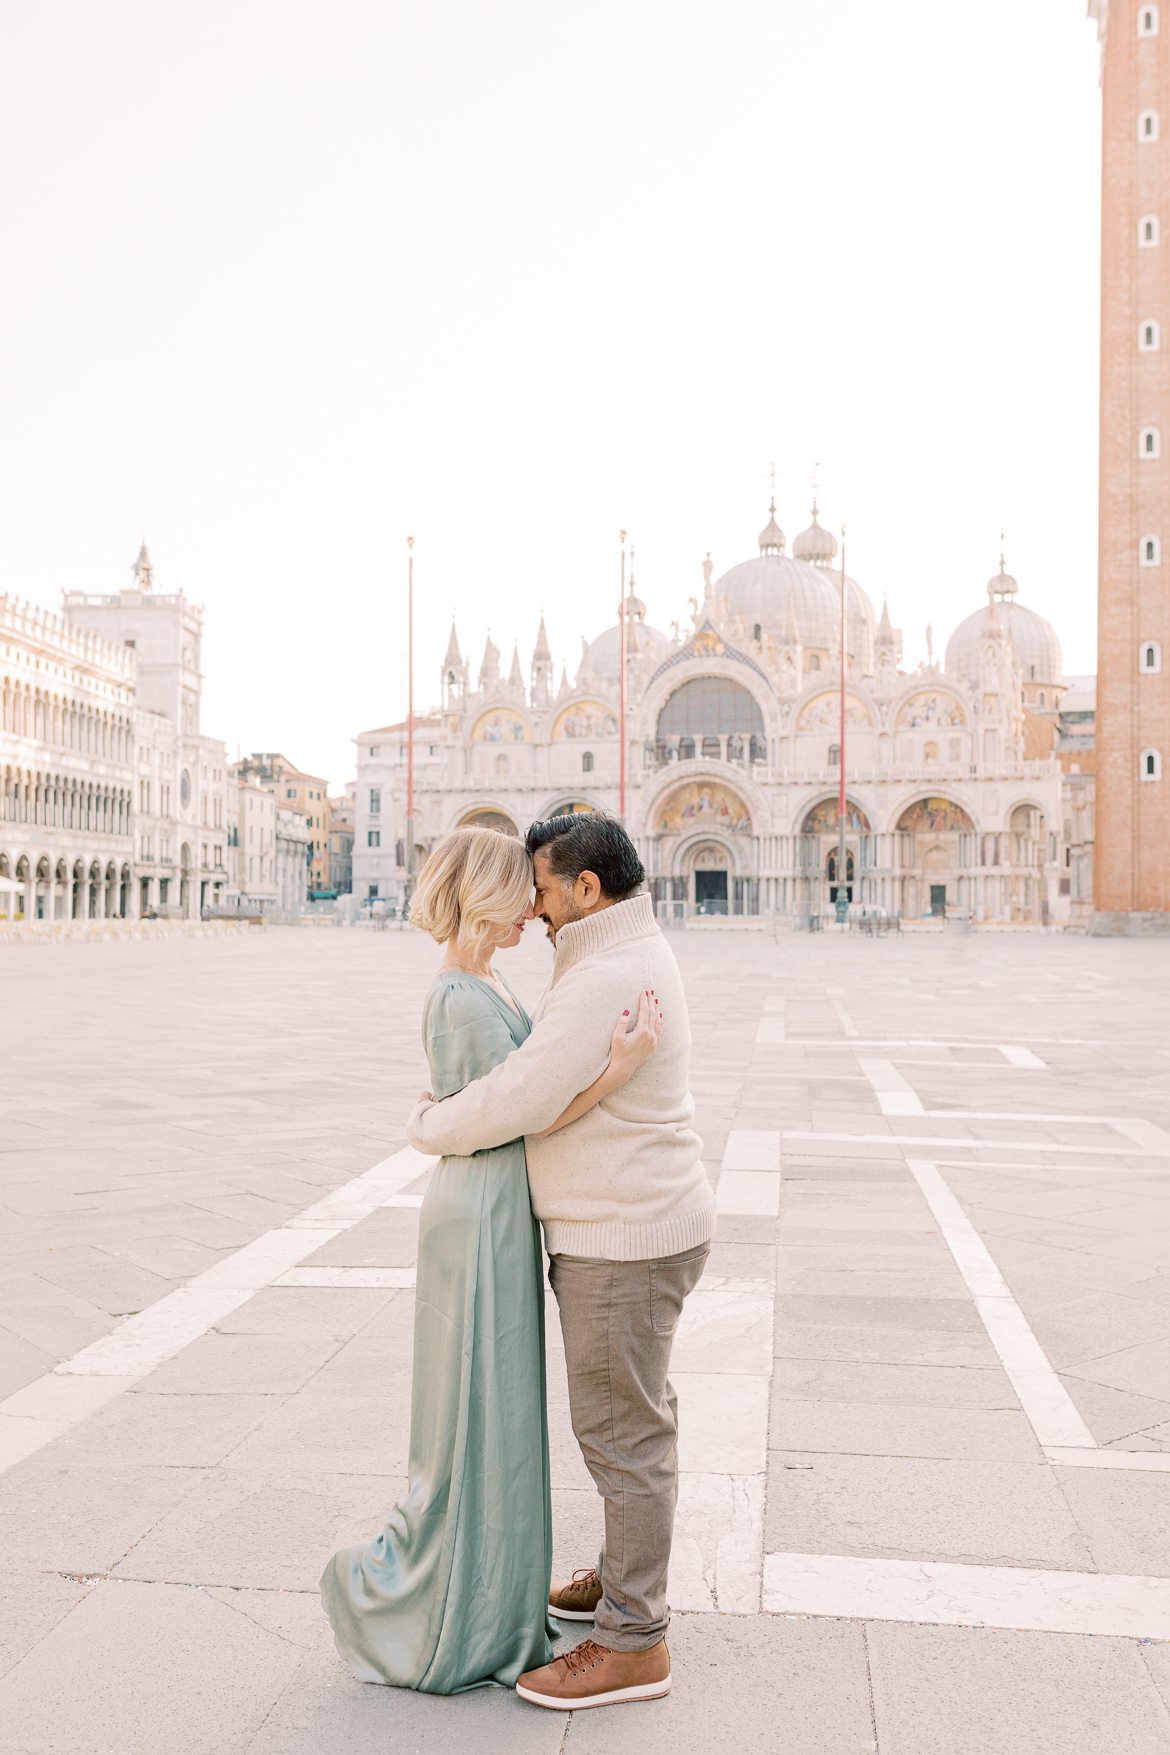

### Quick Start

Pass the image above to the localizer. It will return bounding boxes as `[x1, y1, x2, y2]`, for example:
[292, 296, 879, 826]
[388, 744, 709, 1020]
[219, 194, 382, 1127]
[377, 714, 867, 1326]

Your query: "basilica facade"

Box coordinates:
[353, 501, 1085, 926]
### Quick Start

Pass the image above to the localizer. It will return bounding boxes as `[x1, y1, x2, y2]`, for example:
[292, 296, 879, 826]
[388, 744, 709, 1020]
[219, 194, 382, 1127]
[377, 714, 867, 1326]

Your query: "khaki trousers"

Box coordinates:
[548, 1242, 710, 1651]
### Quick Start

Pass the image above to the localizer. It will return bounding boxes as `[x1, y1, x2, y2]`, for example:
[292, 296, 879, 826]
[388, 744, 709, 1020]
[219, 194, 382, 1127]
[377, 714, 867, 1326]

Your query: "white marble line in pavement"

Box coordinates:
[905, 1159, 1096, 1450]
[1046, 1446, 1170, 1474]
[665, 1130, 779, 1615]
[999, 1044, 1047, 1069]
[761, 1552, 1170, 1640]
[0, 1145, 435, 1473]
[787, 1041, 1049, 1066]
[782, 1131, 1160, 1156]
[858, 1059, 926, 1116]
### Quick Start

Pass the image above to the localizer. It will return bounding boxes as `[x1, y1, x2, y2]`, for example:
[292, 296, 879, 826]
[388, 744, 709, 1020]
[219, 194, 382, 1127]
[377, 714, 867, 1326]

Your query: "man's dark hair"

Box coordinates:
[525, 813, 646, 901]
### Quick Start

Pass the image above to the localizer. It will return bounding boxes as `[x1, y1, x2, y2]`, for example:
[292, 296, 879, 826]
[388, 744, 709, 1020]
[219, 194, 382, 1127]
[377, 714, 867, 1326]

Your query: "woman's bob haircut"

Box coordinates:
[410, 826, 532, 961]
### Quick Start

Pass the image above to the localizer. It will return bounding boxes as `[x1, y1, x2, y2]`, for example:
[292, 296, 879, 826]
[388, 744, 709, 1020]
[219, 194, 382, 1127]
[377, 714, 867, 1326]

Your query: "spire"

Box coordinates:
[479, 632, 500, 687]
[132, 539, 153, 591]
[531, 614, 553, 707]
[444, 619, 462, 667]
[508, 643, 524, 690]
[758, 499, 786, 556]
[875, 598, 895, 647]
[987, 530, 1020, 599]
[557, 665, 571, 700]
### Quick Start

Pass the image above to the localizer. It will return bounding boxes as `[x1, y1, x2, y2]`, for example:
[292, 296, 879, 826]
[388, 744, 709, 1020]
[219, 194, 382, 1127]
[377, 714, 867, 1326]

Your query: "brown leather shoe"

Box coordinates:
[548, 1567, 602, 1622]
[516, 1638, 671, 1710]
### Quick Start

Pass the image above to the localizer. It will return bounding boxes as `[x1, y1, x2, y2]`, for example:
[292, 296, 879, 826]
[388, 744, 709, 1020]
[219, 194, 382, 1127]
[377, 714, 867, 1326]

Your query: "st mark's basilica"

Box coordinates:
[354, 498, 1089, 927]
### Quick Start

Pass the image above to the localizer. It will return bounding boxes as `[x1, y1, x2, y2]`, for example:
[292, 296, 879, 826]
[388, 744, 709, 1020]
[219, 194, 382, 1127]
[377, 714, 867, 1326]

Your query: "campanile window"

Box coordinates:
[1141, 535, 1162, 565]
[1139, 215, 1160, 247]
[1139, 110, 1160, 141]
[1140, 426, 1161, 458]
[1140, 6, 1159, 35]
[1140, 640, 1162, 673]
[1140, 320, 1161, 351]
[1140, 748, 1162, 781]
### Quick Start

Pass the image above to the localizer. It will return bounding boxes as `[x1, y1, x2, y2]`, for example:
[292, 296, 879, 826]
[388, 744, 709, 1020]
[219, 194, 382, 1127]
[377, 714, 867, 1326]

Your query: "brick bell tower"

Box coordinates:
[1092, 0, 1170, 930]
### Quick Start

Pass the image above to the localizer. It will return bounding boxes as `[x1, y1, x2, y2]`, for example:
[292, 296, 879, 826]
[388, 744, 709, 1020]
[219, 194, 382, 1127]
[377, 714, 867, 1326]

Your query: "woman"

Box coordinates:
[320, 826, 659, 1693]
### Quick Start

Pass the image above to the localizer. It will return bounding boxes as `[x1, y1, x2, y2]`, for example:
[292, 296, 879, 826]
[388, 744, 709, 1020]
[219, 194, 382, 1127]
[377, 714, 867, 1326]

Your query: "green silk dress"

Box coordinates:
[320, 970, 558, 1692]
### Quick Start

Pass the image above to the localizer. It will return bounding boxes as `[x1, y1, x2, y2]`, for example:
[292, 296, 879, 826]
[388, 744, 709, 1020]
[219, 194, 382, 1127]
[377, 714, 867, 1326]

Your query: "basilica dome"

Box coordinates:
[713, 502, 875, 671]
[579, 592, 671, 682]
[792, 503, 839, 565]
[944, 558, 1063, 686]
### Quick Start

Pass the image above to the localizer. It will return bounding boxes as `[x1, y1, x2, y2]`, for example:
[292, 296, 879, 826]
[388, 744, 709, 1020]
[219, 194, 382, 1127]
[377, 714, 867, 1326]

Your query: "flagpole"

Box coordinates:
[405, 535, 415, 916]
[836, 525, 849, 924]
[619, 528, 628, 822]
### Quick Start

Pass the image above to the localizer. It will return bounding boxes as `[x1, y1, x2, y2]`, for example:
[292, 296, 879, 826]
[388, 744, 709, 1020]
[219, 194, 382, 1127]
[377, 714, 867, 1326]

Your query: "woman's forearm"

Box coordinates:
[532, 1060, 624, 1139]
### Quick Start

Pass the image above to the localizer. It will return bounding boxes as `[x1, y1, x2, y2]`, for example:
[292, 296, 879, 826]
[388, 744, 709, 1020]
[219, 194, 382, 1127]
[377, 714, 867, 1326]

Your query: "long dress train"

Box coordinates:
[320, 970, 557, 1692]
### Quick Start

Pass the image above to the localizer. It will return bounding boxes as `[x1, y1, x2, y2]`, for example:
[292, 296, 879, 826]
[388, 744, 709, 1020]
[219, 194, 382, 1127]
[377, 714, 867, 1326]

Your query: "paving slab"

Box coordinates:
[0, 1580, 316, 1755]
[36, 1389, 279, 1469]
[137, 1330, 347, 1396]
[111, 1467, 400, 1591]
[867, 1621, 1170, 1755]
[771, 1356, 1021, 1410]
[764, 1452, 1093, 1569]
[0, 1460, 207, 1574]
[0, 1570, 91, 1681]
[770, 1398, 1044, 1462]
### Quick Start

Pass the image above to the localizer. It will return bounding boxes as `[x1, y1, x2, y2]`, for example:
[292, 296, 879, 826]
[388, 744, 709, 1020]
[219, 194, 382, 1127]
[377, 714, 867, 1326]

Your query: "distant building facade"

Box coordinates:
[63, 545, 228, 917]
[354, 504, 1085, 925]
[225, 774, 278, 913]
[327, 789, 354, 897]
[2, 544, 228, 922]
[234, 752, 327, 898]
[1091, 0, 1169, 926]
[0, 595, 135, 921]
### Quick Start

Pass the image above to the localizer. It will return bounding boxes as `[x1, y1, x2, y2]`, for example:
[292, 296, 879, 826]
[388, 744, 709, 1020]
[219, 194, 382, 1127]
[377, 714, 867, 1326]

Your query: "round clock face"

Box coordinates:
[180, 770, 191, 809]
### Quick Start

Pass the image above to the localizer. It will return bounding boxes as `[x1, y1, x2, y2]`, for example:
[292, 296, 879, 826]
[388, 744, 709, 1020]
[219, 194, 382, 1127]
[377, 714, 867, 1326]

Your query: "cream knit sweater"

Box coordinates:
[406, 893, 715, 1261]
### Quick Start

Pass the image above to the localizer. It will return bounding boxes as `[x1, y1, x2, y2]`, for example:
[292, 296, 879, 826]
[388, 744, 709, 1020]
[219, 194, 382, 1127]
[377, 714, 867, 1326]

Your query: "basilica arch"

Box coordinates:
[642, 645, 779, 776]
[794, 795, 874, 912]
[643, 773, 761, 918]
[886, 793, 976, 919]
[454, 805, 521, 837]
[535, 796, 600, 821]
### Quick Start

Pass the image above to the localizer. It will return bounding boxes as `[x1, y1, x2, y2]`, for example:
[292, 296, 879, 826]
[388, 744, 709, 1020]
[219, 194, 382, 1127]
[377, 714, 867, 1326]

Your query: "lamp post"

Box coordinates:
[404, 535, 415, 919]
[835, 525, 850, 925]
[619, 529, 628, 822]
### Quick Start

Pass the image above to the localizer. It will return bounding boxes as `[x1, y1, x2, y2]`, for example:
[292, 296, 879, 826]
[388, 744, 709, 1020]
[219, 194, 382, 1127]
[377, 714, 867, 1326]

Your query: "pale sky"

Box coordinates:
[1, 1, 1102, 790]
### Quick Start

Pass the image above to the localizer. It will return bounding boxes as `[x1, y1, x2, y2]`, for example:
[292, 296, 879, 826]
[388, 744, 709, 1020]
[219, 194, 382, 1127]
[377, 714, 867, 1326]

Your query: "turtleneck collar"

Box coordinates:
[551, 892, 658, 976]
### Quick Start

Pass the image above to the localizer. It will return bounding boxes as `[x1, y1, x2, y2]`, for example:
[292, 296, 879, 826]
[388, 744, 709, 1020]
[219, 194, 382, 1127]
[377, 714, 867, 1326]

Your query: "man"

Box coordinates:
[406, 813, 714, 1711]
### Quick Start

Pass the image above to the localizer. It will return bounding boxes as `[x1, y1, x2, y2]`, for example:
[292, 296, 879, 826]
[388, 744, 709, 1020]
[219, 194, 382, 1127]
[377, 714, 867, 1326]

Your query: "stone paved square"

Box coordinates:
[1, 925, 1170, 1751]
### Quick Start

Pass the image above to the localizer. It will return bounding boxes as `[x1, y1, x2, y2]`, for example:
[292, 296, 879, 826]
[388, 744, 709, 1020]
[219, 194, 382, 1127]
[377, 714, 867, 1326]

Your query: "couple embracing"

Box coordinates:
[320, 812, 715, 1712]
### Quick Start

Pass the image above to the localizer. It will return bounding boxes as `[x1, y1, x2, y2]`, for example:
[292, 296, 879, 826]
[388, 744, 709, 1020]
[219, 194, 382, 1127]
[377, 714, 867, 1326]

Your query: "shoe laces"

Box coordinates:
[566, 1567, 599, 1598]
[557, 1640, 607, 1678]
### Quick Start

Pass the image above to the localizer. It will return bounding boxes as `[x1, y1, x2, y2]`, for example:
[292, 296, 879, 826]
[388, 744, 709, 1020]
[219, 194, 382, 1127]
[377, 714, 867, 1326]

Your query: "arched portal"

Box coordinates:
[650, 779, 756, 918]
[457, 808, 520, 837]
[893, 795, 975, 918]
[797, 797, 871, 913]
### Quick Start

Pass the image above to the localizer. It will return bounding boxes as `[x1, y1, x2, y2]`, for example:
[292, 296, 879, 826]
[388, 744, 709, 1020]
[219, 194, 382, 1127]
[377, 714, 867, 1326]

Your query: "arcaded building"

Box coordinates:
[354, 501, 1079, 926]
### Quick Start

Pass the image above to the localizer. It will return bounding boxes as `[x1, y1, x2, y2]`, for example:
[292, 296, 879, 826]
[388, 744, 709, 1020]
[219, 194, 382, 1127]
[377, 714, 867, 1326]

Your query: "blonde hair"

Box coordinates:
[410, 827, 532, 962]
